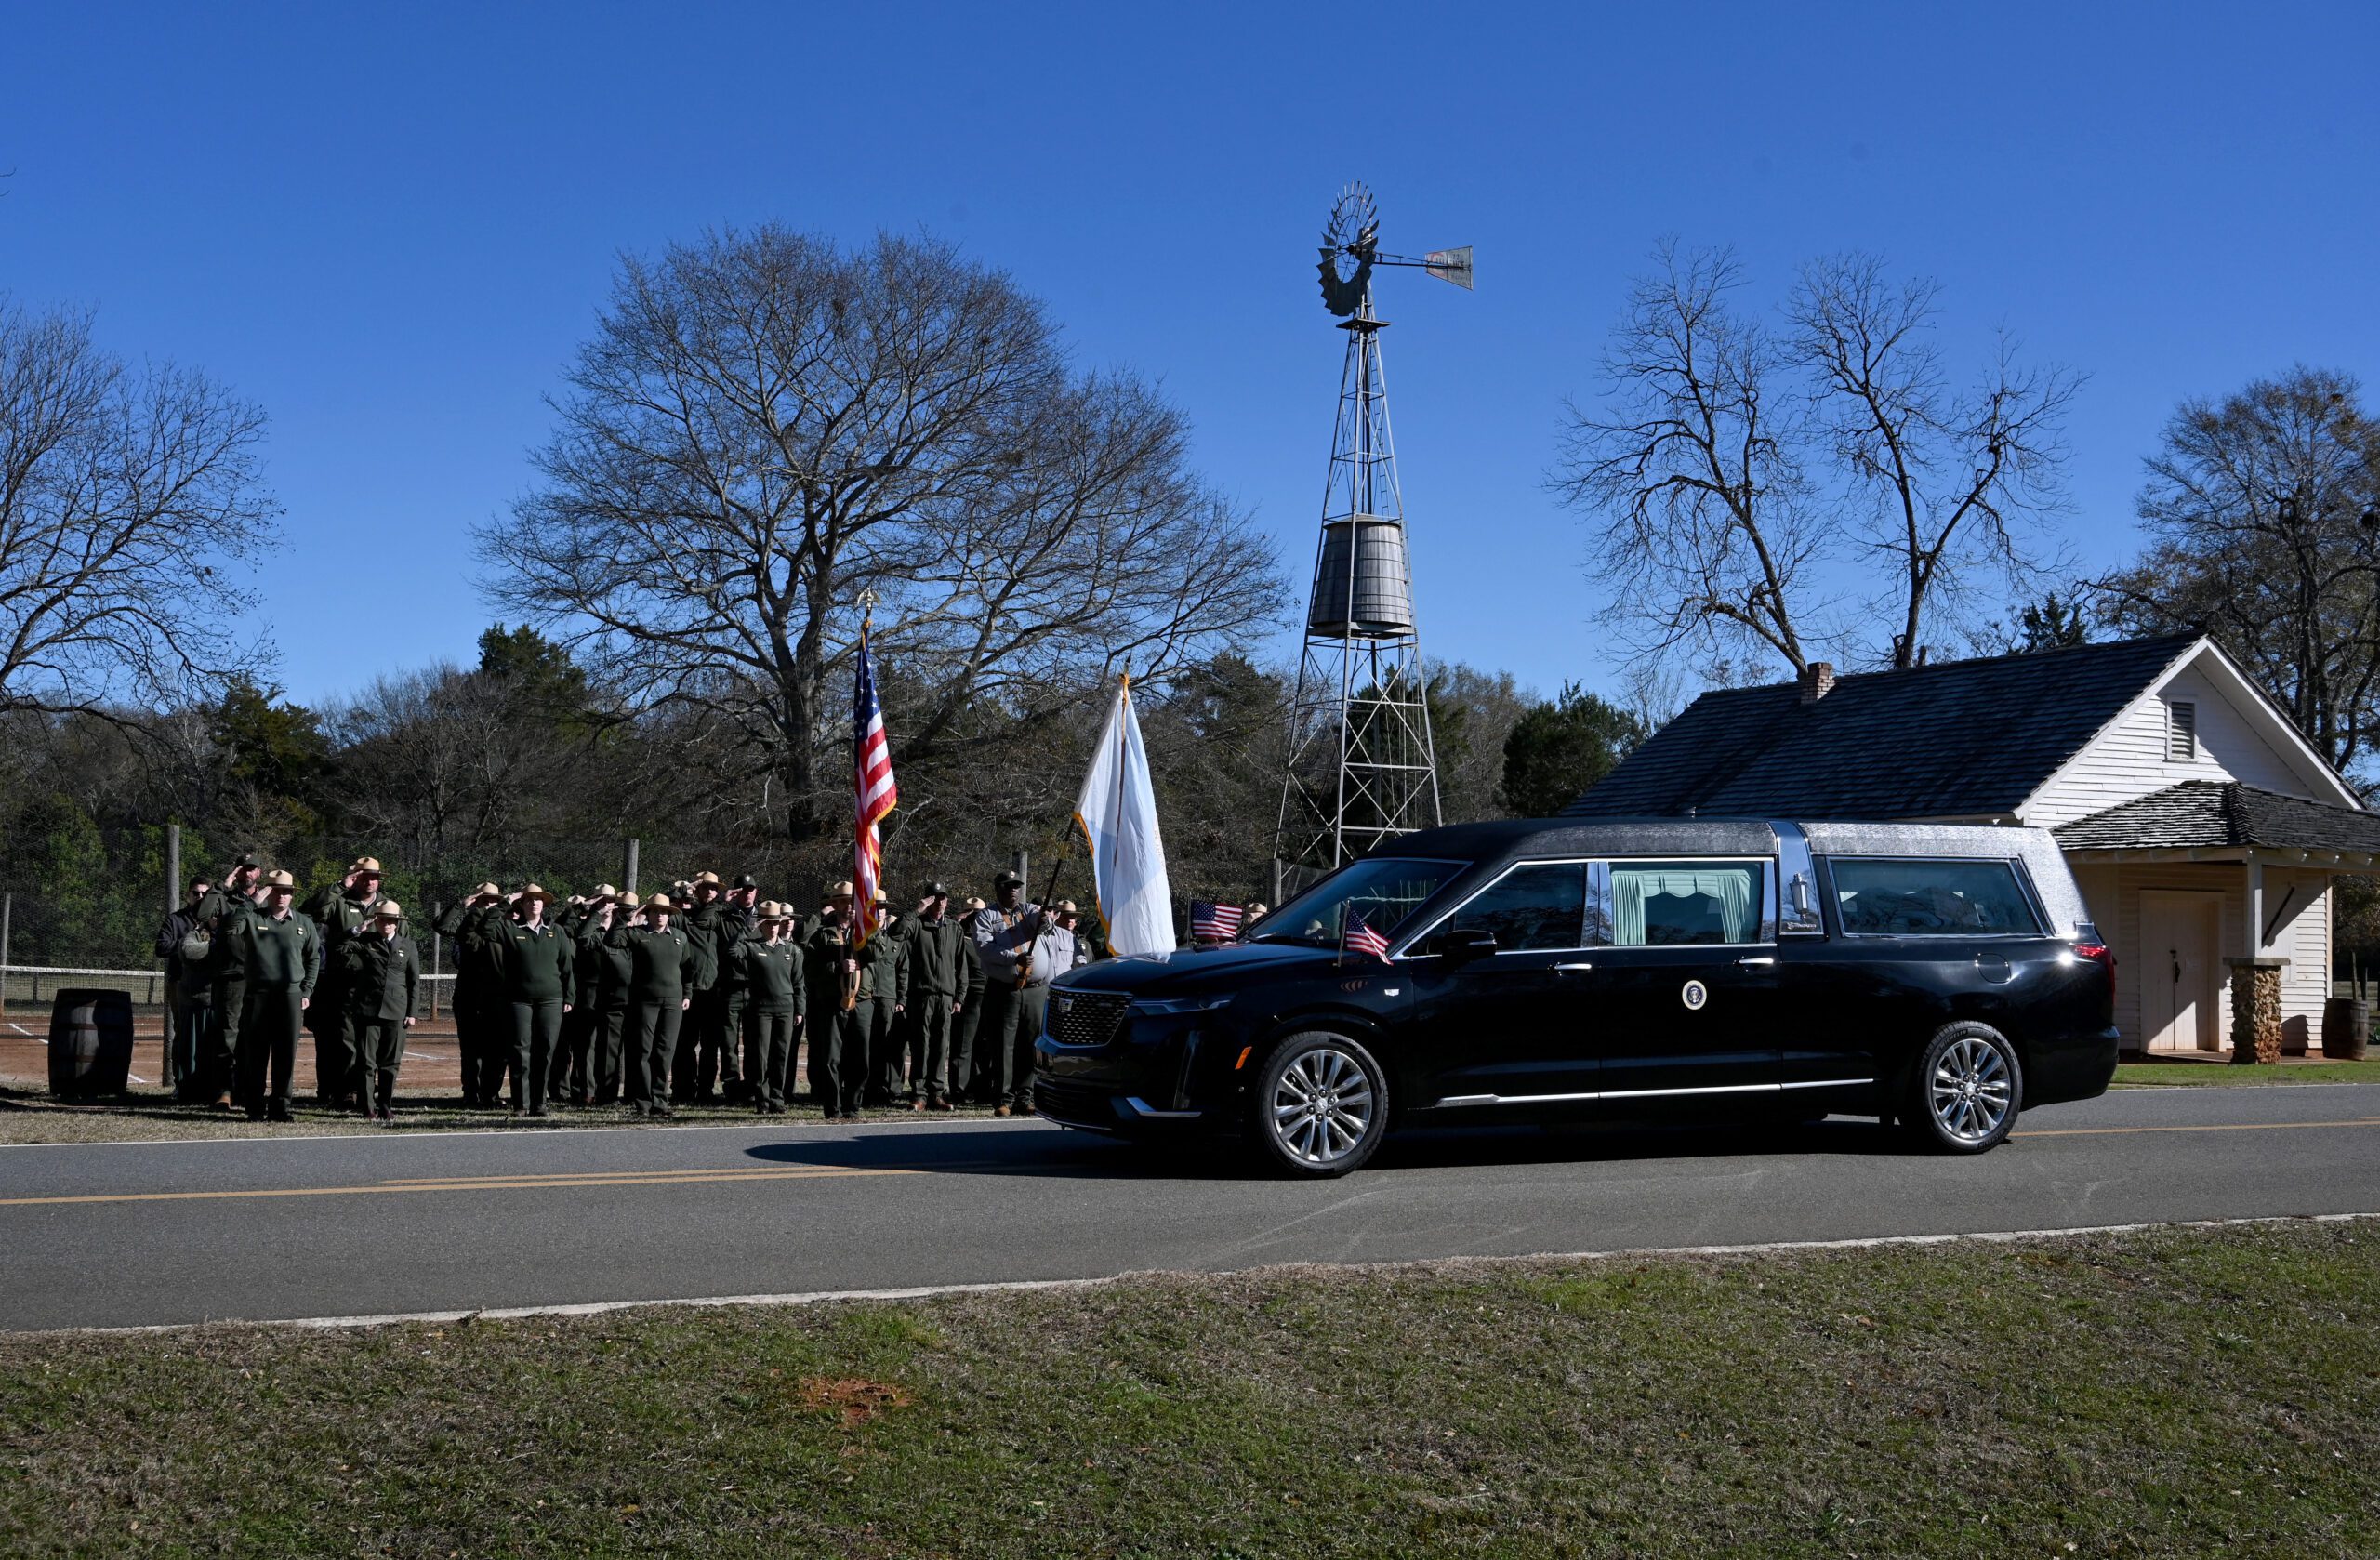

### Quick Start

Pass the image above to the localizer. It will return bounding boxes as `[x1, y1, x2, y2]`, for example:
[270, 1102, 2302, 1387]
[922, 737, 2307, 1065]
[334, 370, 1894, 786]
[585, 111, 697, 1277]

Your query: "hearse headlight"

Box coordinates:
[1129, 994, 1232, 1016]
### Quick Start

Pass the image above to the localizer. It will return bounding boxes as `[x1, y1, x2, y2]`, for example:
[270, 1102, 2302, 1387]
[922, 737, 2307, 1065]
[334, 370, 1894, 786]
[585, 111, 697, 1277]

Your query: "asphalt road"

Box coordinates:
[5, 1085, 2378, 1332]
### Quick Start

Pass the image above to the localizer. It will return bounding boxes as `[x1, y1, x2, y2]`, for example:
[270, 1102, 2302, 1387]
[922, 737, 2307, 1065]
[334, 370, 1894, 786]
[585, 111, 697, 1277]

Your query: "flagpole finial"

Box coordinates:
[857, 586, 879, 628]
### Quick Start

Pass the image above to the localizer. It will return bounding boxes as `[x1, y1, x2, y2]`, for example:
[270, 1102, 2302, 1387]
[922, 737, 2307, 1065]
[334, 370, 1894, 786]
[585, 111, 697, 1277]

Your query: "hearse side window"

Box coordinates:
[1828, 857, 2042, 936]
[1442, 864, 1587, 952]
[1608, 860, 1764, 946]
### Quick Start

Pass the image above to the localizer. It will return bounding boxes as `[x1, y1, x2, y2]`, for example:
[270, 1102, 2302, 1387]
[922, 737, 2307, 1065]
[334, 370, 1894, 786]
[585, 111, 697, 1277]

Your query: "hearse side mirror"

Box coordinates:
[1435, 928, 1498, 964]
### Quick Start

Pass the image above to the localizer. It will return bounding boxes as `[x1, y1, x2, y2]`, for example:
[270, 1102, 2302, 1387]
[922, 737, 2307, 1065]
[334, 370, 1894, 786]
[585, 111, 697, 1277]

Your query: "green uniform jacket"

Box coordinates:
[476, 917, 575, 1005]
[575, 917, 626, 1011]
[903, 915, 966, 999]
[193, 888, 258, 981]
[871, 919, 910, 1006]
[615, 923, 695, 1004]
[340, 932, 420, 1021]
[681, 901, 726, 993]
[438, 902, 509, 999]
[240, 910, 324, 994]
[736, 939, 806, 1017]
[713, 904, 756, 995]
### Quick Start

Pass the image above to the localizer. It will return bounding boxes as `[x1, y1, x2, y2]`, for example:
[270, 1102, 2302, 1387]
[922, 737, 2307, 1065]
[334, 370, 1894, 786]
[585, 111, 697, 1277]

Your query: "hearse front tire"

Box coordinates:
[1901, 1021, 2023, 1155]
[1247, 1031, 1389, 1179]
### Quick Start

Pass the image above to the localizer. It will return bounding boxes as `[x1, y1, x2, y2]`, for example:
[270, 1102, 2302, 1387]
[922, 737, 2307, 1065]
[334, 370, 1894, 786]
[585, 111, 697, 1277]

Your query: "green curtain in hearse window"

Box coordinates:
[1610, 863, 1758, 946]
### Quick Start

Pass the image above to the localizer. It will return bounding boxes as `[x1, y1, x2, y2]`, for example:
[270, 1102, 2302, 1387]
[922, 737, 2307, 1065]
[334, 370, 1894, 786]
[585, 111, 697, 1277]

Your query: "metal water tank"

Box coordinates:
[1307, 515, 1415, 638]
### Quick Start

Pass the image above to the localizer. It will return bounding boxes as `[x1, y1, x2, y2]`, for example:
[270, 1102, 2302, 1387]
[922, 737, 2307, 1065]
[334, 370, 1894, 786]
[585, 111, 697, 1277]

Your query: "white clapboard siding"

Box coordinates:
[2024, 651, 2340, 828]
[2073, 861, 2332, 1051]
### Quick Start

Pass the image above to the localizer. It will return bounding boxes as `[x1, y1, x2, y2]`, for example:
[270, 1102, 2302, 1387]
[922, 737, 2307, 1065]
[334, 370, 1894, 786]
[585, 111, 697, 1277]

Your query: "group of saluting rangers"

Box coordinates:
[158, 853, 1105, 1125]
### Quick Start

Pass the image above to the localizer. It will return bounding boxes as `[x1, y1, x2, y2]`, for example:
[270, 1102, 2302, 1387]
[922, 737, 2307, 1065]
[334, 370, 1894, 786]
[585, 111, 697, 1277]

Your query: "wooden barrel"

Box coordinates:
[2321, 997, 2369, 1062]
[47, 988, 135, 1097]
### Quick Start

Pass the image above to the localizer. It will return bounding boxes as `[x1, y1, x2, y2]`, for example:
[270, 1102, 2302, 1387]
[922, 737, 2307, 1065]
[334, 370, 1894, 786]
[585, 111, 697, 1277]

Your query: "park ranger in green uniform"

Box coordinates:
[302, 855, 392, 1108]
[901, 883, 966, 1111]
[616, 893, 694, 1117]
[234, 869, 323, 1122]
[735, 902, 806, 1114]
[551, 886, 619, 1106]
[438, 883, 507, 1107]
[339, 900, 418, 1122]
[585, 892, 633, 1104]
[193, 854, 263, 1112]
[474, 882, 575, 1117]
[675, 871, 726, 1104]
[862, 892, 909, 1107]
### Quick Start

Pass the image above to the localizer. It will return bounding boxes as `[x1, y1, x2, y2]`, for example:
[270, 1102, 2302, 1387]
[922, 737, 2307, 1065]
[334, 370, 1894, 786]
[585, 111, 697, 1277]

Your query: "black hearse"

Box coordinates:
[1034, 818, 2119, 1177]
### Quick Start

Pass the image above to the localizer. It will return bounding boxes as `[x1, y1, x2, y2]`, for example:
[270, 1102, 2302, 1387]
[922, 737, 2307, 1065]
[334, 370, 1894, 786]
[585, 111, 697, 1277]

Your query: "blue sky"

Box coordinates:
[5, 2, 2375, 710]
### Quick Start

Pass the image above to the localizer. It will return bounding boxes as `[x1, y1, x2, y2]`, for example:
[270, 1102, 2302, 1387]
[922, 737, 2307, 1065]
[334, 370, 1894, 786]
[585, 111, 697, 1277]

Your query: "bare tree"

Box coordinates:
[1789, 255, 2080, 668]
[482, 227, 1282, 842]
[0, 300, 275, 716]
[2103, 367, 2380, 775]
[1553, 245, 1827, 679]
[1555, 245, 2078, 681]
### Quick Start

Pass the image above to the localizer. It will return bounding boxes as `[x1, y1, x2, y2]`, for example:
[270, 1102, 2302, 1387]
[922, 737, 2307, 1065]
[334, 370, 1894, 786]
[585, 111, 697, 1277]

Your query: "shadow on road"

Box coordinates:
[738, 1114, 1917, 1180]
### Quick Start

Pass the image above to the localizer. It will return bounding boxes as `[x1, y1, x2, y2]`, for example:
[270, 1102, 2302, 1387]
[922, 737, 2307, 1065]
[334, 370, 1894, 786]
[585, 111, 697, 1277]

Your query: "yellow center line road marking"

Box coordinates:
[2014, 1117, 2380, 1138]
[0, 1167, 922, 1209]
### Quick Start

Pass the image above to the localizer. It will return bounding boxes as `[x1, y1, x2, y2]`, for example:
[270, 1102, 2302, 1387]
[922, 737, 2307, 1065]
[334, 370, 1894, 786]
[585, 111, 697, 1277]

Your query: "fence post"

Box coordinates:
[430, 900, 443, 1019]
[623, 838, 641, 896]
[0, 891, 10, 1018]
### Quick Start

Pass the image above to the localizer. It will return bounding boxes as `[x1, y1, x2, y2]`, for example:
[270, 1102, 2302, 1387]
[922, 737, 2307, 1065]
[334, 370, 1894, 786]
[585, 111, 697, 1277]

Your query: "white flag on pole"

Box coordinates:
[1073, 674, 1175, 957]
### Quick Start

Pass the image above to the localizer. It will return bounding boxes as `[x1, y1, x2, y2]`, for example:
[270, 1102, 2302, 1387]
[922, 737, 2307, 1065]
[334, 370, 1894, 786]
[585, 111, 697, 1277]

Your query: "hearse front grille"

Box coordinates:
[1047, 990, 1130, 1049]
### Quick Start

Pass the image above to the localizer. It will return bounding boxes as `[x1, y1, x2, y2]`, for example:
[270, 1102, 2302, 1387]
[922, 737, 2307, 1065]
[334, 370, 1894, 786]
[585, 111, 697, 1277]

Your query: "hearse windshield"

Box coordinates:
[1247, 858, 1461, 948]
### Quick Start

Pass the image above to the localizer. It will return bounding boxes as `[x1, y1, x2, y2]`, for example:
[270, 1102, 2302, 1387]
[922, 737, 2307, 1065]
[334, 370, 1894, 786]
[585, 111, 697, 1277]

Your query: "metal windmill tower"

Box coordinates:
[1273, 183, 1474, 895]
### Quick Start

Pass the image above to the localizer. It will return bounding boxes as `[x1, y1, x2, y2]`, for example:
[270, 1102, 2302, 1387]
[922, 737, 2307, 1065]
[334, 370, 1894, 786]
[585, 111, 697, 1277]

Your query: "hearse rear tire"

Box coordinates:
[1248, 1031, 1389, 1179]
[1901, 1021, 2022, 1155]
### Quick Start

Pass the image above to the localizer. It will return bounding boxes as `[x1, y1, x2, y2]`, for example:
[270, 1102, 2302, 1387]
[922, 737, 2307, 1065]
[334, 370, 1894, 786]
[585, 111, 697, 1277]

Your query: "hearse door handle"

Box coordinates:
[1553, 961, 1595, 974]
[1736, 956, 1776, 968]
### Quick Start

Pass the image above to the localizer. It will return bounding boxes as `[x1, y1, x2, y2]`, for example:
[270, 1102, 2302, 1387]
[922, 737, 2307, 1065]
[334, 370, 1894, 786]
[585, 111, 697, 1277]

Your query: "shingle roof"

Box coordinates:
[1564, 634, 2204, 820]
[2053, 781, 2380, 854]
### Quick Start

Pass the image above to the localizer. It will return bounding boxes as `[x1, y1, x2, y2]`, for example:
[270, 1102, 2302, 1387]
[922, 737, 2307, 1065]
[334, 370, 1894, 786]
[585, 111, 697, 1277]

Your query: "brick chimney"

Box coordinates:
[1798, 661, 1836, 706]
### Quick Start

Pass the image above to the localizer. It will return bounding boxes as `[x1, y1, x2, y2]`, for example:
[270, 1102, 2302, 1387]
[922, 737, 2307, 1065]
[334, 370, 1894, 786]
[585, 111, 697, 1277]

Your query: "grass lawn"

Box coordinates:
[3, 1221, 2375, 1558]
[2112, 1058, 2380, 1088]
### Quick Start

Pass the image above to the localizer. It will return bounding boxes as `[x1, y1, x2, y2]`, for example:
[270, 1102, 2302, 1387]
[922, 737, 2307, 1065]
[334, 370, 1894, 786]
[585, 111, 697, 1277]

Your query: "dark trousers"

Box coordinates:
[950, 994, 984, 1104]
[456, 986, 505, 1104]
[212, 973, 249, 1097]
[549, 1002, 594, 1103]
[234, 983, 303, 1113]
[707, 989, 745, 1095]
[673, 987, 734, 1100]
[998, 984, 1049, 1108]
[628, 999, 683, 1111]
[747, 1009, 799, 1108]
[507, 998, 563, 1111]
[353, 1016, 405, 1112]
[169, 993, 214, 1099]
[910, 997, 956, 1102]
[309, 978, 353, 1103]
[865, 998, 906, 1105]
[811, 1004, 866, 1117]
[588, 1006, 627, 1103]
[971, 984, 1021, 1104]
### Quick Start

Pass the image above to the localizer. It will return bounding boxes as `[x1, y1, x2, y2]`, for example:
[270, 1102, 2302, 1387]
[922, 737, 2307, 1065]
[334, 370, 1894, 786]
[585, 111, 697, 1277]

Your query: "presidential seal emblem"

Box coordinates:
[1681, 979, 1709, 1011]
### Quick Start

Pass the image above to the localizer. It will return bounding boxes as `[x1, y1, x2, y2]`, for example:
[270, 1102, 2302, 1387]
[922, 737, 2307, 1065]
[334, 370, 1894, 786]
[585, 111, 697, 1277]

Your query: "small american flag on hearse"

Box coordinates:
[1342, 915, 1391, 964]
[1189, 899, 1244, 941]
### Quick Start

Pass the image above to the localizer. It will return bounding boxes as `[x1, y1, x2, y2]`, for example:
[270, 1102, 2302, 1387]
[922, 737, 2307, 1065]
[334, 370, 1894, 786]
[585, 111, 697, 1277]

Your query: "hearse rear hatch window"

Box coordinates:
[1830, 857, 2042, 936]
[1249, 858, 1461, 948]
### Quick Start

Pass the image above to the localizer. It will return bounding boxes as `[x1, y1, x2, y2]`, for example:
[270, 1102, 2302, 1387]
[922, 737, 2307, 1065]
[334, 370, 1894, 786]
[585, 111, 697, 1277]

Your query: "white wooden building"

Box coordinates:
[1567, 633, 2380, 1056]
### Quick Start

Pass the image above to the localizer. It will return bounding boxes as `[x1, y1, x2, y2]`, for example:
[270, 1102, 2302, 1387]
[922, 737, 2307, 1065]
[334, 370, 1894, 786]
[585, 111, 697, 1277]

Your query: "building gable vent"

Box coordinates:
[2168, 700, 2197, 760]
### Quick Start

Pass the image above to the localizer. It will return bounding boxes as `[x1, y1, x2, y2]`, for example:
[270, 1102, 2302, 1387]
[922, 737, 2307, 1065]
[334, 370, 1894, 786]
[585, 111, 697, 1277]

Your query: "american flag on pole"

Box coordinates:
[1342, 914, 1391, 964]
[1189, 899, 1245, 941]
[853, 616, 897, 946]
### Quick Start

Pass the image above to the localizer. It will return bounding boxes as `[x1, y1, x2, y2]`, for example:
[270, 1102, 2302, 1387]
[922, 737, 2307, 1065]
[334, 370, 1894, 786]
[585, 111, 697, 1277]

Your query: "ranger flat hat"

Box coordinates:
[263, 868, 296, 889]
[588, 883, 617, 903]
[350, 856, 384, 875]
[693, 870, 721, 888]
[517, 882, 555, 905]
[826, 879, 854, 899]
[375, 901, 403, 921]
[993, 869, 1025, 890]
[639, 892, 675, 911]
[470, 881, 501, 902]
[964, 895, 985, 910]
[1055, 899, 1078, 915]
